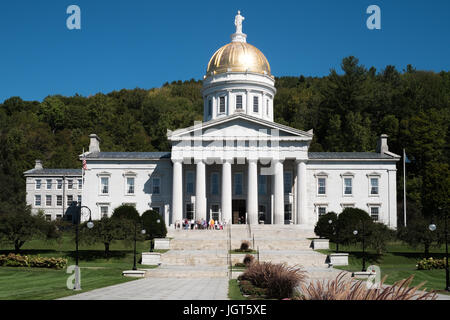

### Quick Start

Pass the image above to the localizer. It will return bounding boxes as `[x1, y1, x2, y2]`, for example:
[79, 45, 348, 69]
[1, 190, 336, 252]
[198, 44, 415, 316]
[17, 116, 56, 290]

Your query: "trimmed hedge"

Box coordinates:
[0, 253, 67, 269]
[417, 257, 447, 270]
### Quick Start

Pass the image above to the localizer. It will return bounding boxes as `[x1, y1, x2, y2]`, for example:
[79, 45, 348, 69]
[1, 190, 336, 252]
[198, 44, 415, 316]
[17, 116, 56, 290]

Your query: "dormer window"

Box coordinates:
[219, 96, 225, 113]
[253, 96, 259, 112]
[236, 95, 243, 109]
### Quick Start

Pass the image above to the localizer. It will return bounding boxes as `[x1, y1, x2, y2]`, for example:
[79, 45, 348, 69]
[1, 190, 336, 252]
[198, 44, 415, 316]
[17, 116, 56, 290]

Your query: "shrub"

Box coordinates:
[234, 262, 246, 268]
[314, 212, 338, 239]
[243, 254, 254, 266]
[336, 208, 373, 245]
[297, 272, 436, 300]
[240, 241, 251, 251]
[0, 253, 67, 269]
[141, 210, 167, 239]
[111, 204, 140, 222]
[239, 280, 268, 297]
[417, 257, 447, 270]
[238, 262, 305, 299]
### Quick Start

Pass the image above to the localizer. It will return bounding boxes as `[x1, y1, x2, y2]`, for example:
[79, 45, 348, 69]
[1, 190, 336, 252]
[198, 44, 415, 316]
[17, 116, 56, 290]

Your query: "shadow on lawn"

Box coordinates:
[0, 249, 131, 261]
[389, 251, 447, 260]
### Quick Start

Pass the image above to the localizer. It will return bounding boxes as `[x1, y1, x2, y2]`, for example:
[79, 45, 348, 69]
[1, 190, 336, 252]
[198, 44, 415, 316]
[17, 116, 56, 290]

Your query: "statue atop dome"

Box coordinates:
[234, 10, 245, 34]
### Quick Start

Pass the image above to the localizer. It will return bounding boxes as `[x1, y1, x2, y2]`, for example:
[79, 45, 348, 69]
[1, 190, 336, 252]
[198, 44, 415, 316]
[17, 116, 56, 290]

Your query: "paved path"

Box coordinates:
[60, 278, 229, 300]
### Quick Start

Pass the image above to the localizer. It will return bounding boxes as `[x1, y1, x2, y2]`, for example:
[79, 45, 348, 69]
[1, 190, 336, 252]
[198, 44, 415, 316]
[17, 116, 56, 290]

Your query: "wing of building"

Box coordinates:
[24, 12, 400, 229]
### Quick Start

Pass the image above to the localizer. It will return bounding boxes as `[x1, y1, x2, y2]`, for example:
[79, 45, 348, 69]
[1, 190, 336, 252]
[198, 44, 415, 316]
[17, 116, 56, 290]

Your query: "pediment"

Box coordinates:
[168, 114, 313, 141]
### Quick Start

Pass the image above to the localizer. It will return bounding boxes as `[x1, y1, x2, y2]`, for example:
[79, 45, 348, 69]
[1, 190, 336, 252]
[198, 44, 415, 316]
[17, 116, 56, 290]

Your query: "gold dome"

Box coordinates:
[206, 41, 271, 76]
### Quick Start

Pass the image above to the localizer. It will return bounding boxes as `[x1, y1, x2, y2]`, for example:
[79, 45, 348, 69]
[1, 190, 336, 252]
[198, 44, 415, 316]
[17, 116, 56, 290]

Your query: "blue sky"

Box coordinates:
[0, 0, 449, 102]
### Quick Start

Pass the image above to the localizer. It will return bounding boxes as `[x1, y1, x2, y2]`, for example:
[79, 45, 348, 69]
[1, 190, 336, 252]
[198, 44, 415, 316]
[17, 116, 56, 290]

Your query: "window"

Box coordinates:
[236, 95, 243, 109]
[370, 206, 380, 221]
[100, 206, 109, 218]
[284, 172, 292, 194]
[127, 177, 135, 194]
[253, 96, 259, 112]
[186, 172, 194, 194]
[68, 179, 73, 189]
[46, 195, 52, 206]
[186, 203, 194, 220]
[57, 179, 62, 189]
[46, 179, 52, 190]
[78, 179, 82, 189]
[284, 204, 292, 222]
[370, 178, 379, 195]
[318, 177, 326, 195]
[318, 206, 327, 216]
[208, 100, 212, 116]
[77, 195, 82, 205]
[36, 179, 41, 190]
[101, 177, 109, 194]
[219, 96, 225, 113]
[266, 100, 269, 115]
[57, 195, 62, 206]
[67, 195, 74, 205]
[152, 207, 160, 214]
[234, 173, 243, 195]
[258, 175, 267, 195]
[211, 204, 220, 221]
[56, 214, 62, 220]
[35, 195, 41, 206]
[258, 205, 266, 222]
[211, 173, 219, 195]
[344, 177, 352, 195]
[45, 214, 51, 221]
[152, 178, 161, 195]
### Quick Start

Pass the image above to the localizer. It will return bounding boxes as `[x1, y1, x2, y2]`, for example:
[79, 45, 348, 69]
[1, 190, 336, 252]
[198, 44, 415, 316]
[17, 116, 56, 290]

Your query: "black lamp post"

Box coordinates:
[328, 219, 340, 253]
[354, 219, 366, 272]
[74, 203, 94, 290]
[429, 207, 449, 292]
[133, 220, 146, 271]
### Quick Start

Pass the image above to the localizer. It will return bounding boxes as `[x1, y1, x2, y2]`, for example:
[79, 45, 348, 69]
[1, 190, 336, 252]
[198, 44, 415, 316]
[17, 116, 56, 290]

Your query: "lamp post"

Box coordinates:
[74, 203, 94, 290]
[328, 219, 340, 253]
[428, 206, 449, 292]
[354, 219, 366, 272]
[133, 220, 146, 271]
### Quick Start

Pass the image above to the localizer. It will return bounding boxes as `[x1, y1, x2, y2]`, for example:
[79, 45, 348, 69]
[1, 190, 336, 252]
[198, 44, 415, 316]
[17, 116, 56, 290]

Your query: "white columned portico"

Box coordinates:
[195, 160, 207, 220]
[221, 159, 232, 224]
[172, 160, 183, 223]
[296, 160, 307, 225]
[247, 159, 258, 224]
[273, 160, 284, 224]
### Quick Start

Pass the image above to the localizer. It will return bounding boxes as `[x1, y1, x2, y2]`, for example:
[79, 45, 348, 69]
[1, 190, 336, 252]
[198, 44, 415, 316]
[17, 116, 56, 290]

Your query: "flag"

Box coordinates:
[404, 153, 411, 164]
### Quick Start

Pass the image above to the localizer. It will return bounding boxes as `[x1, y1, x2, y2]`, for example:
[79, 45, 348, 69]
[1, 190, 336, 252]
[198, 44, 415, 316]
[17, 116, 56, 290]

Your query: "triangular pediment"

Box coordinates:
[168, 113, 313, 141]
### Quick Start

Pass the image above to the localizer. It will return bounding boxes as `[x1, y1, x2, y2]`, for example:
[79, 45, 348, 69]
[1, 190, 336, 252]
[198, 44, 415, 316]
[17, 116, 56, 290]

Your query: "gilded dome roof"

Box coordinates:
[206, 41, 271, 76]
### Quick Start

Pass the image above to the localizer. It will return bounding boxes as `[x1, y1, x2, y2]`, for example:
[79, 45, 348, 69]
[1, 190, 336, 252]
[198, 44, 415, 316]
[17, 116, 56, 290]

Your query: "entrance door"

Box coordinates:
[232, 199, 246, 224]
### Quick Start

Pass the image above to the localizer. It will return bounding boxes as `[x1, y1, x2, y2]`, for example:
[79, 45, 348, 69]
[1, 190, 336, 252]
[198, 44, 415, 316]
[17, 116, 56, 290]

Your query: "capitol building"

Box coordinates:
[24, 12, 400, 229]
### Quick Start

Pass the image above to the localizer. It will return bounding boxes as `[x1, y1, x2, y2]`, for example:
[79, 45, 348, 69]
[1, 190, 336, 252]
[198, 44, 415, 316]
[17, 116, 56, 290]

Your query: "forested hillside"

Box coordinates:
[1, 56, 449, 222]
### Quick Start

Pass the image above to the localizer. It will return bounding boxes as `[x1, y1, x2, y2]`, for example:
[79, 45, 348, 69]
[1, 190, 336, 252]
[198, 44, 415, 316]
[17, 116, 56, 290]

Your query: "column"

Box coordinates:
[273, 160, 284, 224]
[247, 159, 258, 224]
[172, 160, 183, 224]
[221, 159, 232, 224]
[227, 90, 232, 115]
[296, 160, 307, 225]
[195, 160, 207, 220]
[246, 89, 251, 115]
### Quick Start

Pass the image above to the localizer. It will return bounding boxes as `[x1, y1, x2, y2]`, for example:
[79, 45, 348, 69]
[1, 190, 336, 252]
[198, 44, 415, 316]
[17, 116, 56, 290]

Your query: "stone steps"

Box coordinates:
[144, 265, 228, 278]
[169, 238, 313, 250]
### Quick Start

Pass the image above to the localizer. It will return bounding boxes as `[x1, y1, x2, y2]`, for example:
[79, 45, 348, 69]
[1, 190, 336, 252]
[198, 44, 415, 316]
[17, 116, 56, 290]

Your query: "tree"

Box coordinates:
[366, 223, 395, 255]
[141, 210, 167, 240]
[80, 216, 132, 258]
[336, 208, 373, 245]
[0, 207, 59, 252]
[421, 162, 450, 219]
[111, 204, 140, 222]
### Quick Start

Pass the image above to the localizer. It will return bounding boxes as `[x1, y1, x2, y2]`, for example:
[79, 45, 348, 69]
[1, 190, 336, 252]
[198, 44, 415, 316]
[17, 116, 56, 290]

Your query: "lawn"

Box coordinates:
[317, 241, 449, 294]
[228, 279, 247, 300]
[0, 235, 158, 300]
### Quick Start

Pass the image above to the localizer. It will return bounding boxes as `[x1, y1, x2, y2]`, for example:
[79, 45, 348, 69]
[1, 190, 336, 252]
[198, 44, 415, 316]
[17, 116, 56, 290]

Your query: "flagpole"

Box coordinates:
[403, 148, 407, 227]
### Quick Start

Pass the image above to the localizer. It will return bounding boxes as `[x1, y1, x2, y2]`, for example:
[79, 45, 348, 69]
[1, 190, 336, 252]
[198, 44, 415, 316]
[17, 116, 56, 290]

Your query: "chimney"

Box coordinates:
[89, 134, 101, 153]
[35, 160, 43, 170]
[376, 134, 389, 153]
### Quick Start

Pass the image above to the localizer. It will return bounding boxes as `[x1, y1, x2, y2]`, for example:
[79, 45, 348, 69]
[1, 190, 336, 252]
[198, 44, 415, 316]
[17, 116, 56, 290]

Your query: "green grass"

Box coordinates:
[316, 241, 449, 295]
[228, 279, 247, 300]
[0, 236, 159, 300]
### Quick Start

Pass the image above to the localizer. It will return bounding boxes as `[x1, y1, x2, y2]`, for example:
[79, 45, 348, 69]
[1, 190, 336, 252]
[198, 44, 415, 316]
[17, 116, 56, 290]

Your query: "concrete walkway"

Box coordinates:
[60, 277, 229, 300]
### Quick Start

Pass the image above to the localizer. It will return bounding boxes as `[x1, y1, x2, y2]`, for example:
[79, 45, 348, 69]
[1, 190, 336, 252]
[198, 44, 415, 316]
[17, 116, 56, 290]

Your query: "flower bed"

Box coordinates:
[416, 257, 447, 270]
[0, 253, 67, 269]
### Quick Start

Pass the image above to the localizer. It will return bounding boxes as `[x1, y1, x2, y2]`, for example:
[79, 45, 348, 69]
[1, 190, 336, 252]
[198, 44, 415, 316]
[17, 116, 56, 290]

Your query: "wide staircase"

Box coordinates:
[144, 224, 337, 280]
